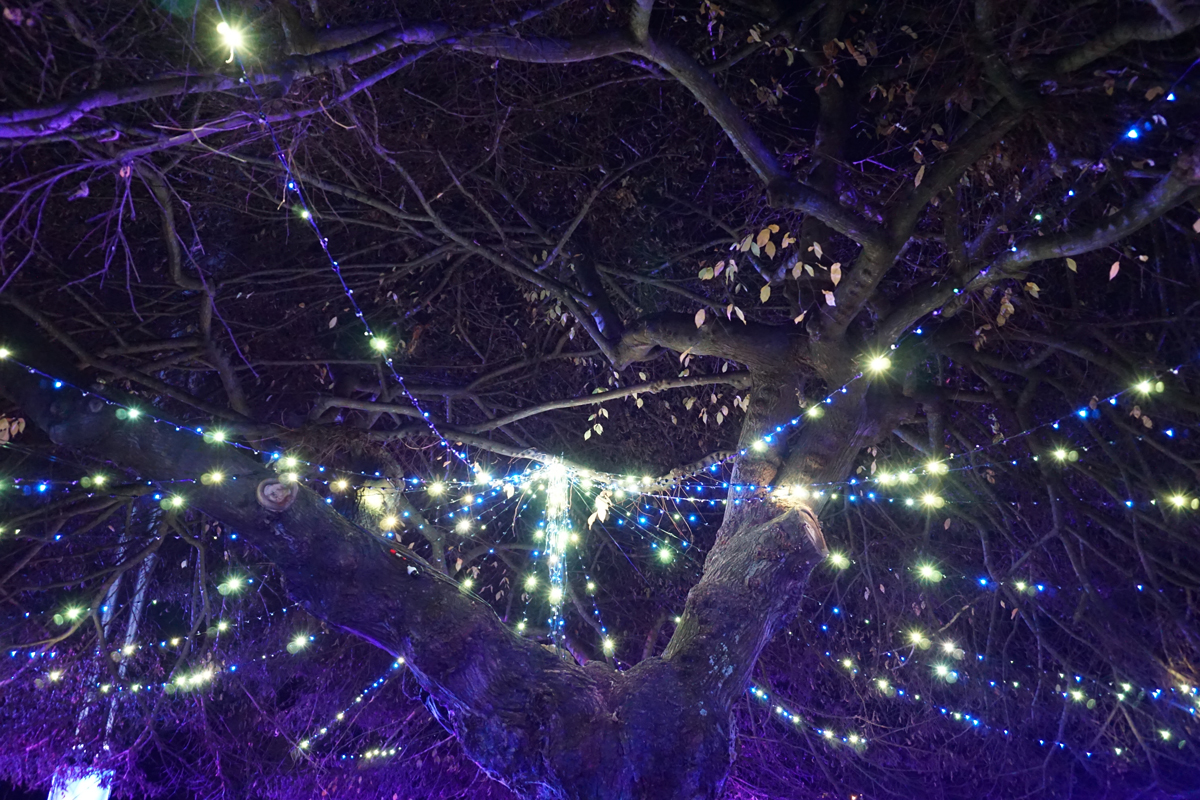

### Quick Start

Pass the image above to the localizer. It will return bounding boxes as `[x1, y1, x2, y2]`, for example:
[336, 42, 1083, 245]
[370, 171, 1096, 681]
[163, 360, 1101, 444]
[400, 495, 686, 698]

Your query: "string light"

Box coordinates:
[916, 564, 943, 582]
[215, 21, 243, 49]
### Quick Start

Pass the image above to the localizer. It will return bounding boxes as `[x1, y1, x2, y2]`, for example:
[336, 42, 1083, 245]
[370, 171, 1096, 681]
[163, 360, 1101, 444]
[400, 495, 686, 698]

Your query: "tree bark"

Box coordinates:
[1, 344, 831, 799]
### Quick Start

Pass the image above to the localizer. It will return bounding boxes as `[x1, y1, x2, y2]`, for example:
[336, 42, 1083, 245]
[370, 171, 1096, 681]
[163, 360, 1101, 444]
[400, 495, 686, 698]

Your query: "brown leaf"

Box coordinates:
[694, 308, 706, 328]
[830, 262, 842, 286]
[1109, 260, 1120, 280]
[1066, 257, 1077, 272]
[914, 164, 925, 187]
[822, 290, 836, 306]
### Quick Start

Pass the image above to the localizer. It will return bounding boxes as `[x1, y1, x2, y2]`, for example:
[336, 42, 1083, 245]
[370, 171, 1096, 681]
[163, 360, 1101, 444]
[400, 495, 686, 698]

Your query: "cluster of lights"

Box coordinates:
[748, 685, 867, 749]
[810, 569, 1199, 756]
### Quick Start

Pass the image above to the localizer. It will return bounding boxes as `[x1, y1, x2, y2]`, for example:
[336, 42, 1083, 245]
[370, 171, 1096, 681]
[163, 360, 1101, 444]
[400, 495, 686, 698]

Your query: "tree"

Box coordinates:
[2, 0, 1199, 797]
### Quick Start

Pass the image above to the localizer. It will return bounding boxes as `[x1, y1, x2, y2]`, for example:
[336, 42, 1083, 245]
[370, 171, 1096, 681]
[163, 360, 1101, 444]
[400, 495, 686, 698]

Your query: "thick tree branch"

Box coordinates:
[613, 312, 803, 372]
[458, 372, 751, 434]
[0, 347, 755, 799]
[876, 149, 1200, 345]
[1048, 8, 1200, 74]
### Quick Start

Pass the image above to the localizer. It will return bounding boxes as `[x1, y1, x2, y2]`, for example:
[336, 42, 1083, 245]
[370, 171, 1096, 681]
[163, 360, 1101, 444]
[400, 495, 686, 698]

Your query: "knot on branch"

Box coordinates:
[765, 178, 802, 208]
[256, 478, 300, 512]
[1174, 147, 1200, 185]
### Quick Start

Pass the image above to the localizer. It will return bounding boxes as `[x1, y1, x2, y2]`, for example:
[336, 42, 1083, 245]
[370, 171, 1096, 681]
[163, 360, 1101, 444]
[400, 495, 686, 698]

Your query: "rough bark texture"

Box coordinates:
[1, 354, 829, 800]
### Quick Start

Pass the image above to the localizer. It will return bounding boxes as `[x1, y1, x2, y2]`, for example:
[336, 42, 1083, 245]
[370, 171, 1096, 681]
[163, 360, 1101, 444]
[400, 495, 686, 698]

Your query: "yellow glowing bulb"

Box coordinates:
[877, 473, 894, 485]
[941, 641, 955, 654]
[921, 493, 943, 508]
[524, 575, 537, 590]
[216, 21, 243, 48]
[934, 664, 949, 677]
[549, 586, 563, 604]
[380, 516, 398, 530]
[828, 552, 849, 569]
[0, 347, 9, 359]
[428, 481, 444, 495]
[876, 679, 889, 691]
[898, 472, 916, 484]
[461, 577, 474, 590]
[363, 491, 384, 510]
[292, 634, 308, 650]
[1071, 690, 1085, 701]
[217, 620, 229, 631]
[206, 471, 224, 484]
[333, 479, 349, 492]
[909, 631, 926, 645]
[281, 456, 298, 469]
[925, 460, 947, 475]
[127, 408, 141, 419]
[807, 405, 824, 418]
[658, 547, 673, 563]
[1170, 494, 1187, 508]
[282, 471, 299, 483]
[848, 734, 861, 745]
[455, 518, 471, 533]
[211, 430, 226, 442]
[65, 607, 83, 621]
[475, 471, 491, 485]
[370, 337, 389, 353]
[1160, 730, 1172, 741]
[169, 495, 184, 508]
[517, 621, 526, 631]
[752, 440, 767, 452]
[602, 638, 615, 654]
[586, 581, 596, 592]
[867, 355, 891, 373]
[49, 670, 62, 682]
[1053, 448, 1068, 461]
[917, 563, 941, 581]
[1134, 380, 1153, 394]
[842, 658, 854, 670]
[1015, 581, 1027, 591]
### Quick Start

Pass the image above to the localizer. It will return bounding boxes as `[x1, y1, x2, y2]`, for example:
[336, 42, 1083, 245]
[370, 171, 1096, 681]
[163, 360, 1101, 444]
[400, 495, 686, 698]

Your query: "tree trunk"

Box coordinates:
[2, 354, 833, 799]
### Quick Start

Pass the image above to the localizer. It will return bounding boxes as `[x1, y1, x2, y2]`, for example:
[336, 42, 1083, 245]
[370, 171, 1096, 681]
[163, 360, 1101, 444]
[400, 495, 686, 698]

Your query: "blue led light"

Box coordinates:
[1125, 127, 1139, 140]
